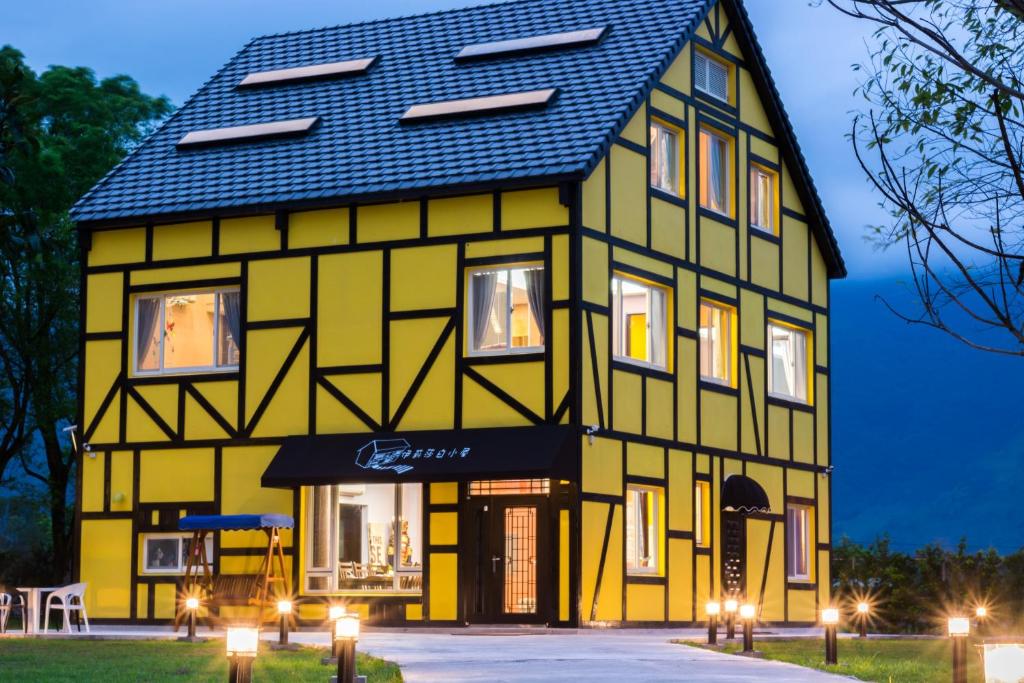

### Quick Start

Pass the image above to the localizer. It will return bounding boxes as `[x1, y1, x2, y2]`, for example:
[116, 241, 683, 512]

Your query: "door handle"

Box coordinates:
[491, 555, 502, 573]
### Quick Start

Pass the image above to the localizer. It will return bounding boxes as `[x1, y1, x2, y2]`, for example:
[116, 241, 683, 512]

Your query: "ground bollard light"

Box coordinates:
[724, 599, 739, 640]
[328, 605, 345, 659]
[277, 600, 294, 648]
[226, 626, 259, 683]
[975, 606, 988, 636]
[856, 602, 870, 638]
[981, 642, 1024, 682]
[334, 612, 360, 683]
[948, 617, 970, 683]
[185, 597, 199, 640]
[740, 603, 756, 654]
[822, 608, 839, 666]
[706, 601, 721, 645]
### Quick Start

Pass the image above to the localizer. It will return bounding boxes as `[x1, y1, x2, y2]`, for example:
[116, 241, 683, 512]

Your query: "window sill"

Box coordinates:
[786, 580, 816, 591]
[132, 367, 240, 381]
[465, 350, 545, 365]
[611, 358, 673, 380]
[750, 225, 779, 243]
[767, 393, 814, 411]
[697, 207, 738, 227]
[650, 187, 687, 209]
[625, 573, 665, 585]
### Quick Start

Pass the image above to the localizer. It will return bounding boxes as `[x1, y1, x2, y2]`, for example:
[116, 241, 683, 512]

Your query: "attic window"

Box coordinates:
[176, 117, 320, 148]
[400, 89, 556, 123]
[455, 27, 608, 61]
[694, 51, 730, 102]
[237, 58, 377, 87]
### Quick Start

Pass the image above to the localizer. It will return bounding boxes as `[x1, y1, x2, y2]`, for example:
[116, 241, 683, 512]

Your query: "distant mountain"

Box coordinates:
[831, 277, 1024, 552]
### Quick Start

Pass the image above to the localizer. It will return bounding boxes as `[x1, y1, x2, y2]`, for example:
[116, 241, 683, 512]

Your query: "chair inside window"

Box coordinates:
[43, 583, 90, 634]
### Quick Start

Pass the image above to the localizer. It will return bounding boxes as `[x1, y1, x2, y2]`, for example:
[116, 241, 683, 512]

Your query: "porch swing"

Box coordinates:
[172, 513, 293, 631]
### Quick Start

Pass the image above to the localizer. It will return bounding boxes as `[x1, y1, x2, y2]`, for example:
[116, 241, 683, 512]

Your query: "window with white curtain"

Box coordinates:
[650, 120, 681, 195]
[768, 323, 809, 402]
[134, 289, 240, 375]
[694, 51, 730, 102]
[699, 300, 733, 385]
[699, 127, 731, 216]
[611, 274, 669, 370]
[786, 503, 812, 580]
[625, 485, 661, 574]
[750, 164, 776, 233]
[468, 265, 545, 355]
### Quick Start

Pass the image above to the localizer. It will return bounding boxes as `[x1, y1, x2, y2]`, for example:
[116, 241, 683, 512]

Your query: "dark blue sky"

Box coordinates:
[5, 0, 1019, 550]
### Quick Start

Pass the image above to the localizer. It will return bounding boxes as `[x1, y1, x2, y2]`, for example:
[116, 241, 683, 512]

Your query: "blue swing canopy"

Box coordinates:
[178, 514, 294, 532]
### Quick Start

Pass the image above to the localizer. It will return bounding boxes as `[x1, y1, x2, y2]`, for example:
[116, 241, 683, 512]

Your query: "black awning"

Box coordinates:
[261, 425, 578, 487]
[721, 474, 771, 514]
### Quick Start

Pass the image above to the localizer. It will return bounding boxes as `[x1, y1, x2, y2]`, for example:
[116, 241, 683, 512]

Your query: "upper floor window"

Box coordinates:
[611, 274, 669, 370]
[135, 289, 240, 376]
[699, 300, 733, 385]
[695, 50, 730, 102]
[468, 265, 545, 355]
[750, 164, 777, 233]
[650, 119, 681, 196]
[625, 485, 661, 575]
[768, 322, 810, 403]
[699, 127, 731, 216]
[786, 503, 812, 581]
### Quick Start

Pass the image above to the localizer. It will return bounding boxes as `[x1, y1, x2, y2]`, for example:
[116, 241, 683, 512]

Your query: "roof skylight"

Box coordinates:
[177, 117, 320, 148]
[456, 27, 608, 61]
[238, 58, 377, 87]
[400, 89, 557, 123]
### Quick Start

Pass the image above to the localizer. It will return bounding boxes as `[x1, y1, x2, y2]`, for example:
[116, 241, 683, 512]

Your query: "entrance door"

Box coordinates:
[466, 496, 549, 623]
[721, 511, 746, 599]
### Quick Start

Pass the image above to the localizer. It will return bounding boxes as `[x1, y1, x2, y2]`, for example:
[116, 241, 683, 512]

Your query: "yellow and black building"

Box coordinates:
[72, 0, 845, 627]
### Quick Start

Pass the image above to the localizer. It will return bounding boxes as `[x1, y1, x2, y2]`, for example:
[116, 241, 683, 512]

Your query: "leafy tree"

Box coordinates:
[0, 45, 171, 581]
[827, 0, 1024, 355]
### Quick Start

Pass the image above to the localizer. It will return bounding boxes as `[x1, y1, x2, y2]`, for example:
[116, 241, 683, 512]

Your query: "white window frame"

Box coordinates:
[767, 322, 810, 404]
[695, 50, 730, 102]
[786, 504, 812, 581]
[141, 532, 214, 575]
[699, 127, 732, 218]
[625, 485, 661, 576]
[611, 274, 669, 371]
[133, 288, 240, 376]
[303, 484, 423, 595]
[649, 120, 681, 196]
[750, 164, 776, 233]
[699, 300, 733, 386]
[466, 265, 545, 357]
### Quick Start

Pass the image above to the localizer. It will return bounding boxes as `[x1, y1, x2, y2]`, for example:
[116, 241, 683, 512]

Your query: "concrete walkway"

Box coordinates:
[356, 630, 853, 682]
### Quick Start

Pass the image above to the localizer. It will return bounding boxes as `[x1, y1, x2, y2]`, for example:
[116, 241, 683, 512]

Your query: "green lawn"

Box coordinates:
[0, 639, 402, 683]
[684, 638, 985, 683]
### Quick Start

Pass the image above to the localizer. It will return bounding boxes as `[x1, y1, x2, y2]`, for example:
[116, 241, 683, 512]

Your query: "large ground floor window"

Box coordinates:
[305, 483, 423, 593]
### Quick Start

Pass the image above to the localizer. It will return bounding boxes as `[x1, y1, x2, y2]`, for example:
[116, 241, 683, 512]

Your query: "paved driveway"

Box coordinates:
[359, 630, 851, 682]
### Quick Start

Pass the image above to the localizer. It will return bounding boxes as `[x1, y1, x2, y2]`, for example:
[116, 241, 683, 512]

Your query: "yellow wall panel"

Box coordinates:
[667, 450, 693, 531]
[815, 314, 829, 368]
[465, 236, 544, 258]
[613, 248, 674, 280]
[109, 451, 133, 512]
[552, 309, 569, 407]
[191, 381, 237, 431]
[430, 482, 458, 505]
[668, 538, 693, 621]
[816, 375, 829, 465]
[500, 188, 568, 230]
[651, 89, 684, 120]
[126, 394, 172, 443]
[250, 343, 309, 437]
[612, 370, 643, 434]
[582, 311, 608, 428]
[139, 448, 215, 502]
[84, 339, 121, 432]
[620, 104, 647, 146]
[391, 244, 456, 311]
[781, 164, 805, 214]
[582, 236, 609, 305]
[747, 518, 785, 621]
[472, 362, 544, 420]
[462, 373, 531, 428]
[559, 509, 570, 621]
[326, 373, 381, 427]
[153, 221, 212, 261]
[699, 218, 736, 276]
[134, 384, 178, 430]
[626, 442, 664, 479]
[153, 583, 176, 620]
[739, 290, 765, 349]
[627, 583, 664, 622]
[405, 603, 423, 621]
[610, 145, 646, 245]
[130, 262, 240, 287]
[316, 385, 374, 435]
[660, 49, 691, 94]
[582, 159, 607, 231]
[651, 198, 685, 260]
[86, 273, 123, 333]
[392, 336, 454, 431]
[746, 462, 784, 513]
[818, 486, 830, 544]
[428, 194, 491, 236]
[677, 338, 697, 444]
[220, 215, 279, 254]
[551, 234, 569, 301]
[135, 584, 148, 619]
[289, 208, 348, 249]
[677, 269, 697, 331]
[89, 227, 146, 266]
[358, 201, 420, 243]
[811, 244, 828, 306]
[594, 504, 623, 622]
[740, 355, 765, 456]
[750, 237, 780, 291]
[646, 378, 674, 440]
[767, 404, 790, 459]
[787, 469, 815, 500]
[81, 452, 105, 513]
[695, 554, 711, 611]
[388, 317, 448, 417]
[318, 251, 382, 366]
[80, 519, 132, 618]
[248, 257, 311, 321]
[430, 511, 458, 546]
[428, 553, 458, 621]
[184, 393, 232, 440]
[792, 410, 814, 464]
[245, 327, 302, 422]
[221, 445, 293, 532]
[582, 436, 622, 496]
[782, 218, 810, 301]
[738, 70, 771, 135]
[699, 390, 737, 451]
[787, 589, 817, 623]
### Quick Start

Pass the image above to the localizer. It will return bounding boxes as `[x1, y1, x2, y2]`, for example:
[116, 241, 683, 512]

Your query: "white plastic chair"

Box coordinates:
[0, 592, 23, 633]
[43, 583, 90, 634]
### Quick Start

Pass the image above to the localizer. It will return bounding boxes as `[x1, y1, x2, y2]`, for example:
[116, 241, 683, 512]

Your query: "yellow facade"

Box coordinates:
[76, 0, 836, 627]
